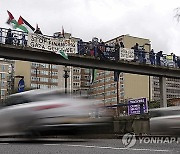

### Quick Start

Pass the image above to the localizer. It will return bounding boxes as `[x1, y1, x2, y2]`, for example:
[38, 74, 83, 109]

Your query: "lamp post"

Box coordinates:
[63, 66, 70, 94]
[0, 73, 2, 102]
[35, 67, 38, 89]
[144, 43, 151, 103]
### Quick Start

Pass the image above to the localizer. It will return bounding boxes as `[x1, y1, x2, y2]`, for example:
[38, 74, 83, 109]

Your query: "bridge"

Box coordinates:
[1, 27, 180, 107]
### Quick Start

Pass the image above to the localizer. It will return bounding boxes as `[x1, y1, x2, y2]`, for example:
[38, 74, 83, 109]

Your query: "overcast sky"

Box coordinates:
[1, 0, 180, 55]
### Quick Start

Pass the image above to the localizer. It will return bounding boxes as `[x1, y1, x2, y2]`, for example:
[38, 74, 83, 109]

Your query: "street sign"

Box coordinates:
[18, 78, 25, 93]
[128, 97, 148, 115]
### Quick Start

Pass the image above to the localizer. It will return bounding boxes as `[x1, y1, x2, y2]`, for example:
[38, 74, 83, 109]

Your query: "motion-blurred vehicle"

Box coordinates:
[149, 106, 180, 135]
[0, 89, 111, 137]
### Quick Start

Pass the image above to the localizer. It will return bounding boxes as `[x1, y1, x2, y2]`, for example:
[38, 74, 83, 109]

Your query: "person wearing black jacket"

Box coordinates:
[34, 27, 42, 35]
[156, 51, 163, 66]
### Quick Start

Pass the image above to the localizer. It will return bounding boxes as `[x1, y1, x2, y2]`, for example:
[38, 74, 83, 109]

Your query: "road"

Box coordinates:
[0, 138, 179, 154]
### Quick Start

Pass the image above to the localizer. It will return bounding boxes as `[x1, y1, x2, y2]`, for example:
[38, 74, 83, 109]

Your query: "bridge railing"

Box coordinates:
[0, 27, 179, 69]
[0, 27, 28, 46]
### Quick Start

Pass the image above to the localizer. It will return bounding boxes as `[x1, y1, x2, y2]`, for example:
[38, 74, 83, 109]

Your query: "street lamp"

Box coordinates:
[63, 66, 70, 93]
[35, 67, 39, 89]
[144, 43, 151, 103]
[0, 73, 2, 103]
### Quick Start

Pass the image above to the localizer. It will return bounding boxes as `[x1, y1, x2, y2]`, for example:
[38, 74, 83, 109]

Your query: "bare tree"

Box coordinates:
[174, 7, 180, 22]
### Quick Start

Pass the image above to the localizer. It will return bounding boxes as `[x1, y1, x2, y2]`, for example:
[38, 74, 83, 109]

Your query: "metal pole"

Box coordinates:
[35, 67, 38, 89]
[65, 70, 67, 94]
[117, 80, 119, 117]
[103, 70, 105, 106]
[63, 66, 69, 94]
[149, 75, 151, 103]
[0, 73, 2, 102]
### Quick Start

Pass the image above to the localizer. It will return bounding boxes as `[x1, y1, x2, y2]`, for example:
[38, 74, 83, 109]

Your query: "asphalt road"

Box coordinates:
[0, 138, 179, 154]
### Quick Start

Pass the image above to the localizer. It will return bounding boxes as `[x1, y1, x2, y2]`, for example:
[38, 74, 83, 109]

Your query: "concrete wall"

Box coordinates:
[14, 60, 31, 90]
[124, 73, 149, 100]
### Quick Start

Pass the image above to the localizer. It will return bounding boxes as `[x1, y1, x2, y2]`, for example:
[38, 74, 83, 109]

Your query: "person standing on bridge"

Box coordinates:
[114, 39, 120, 62]
[149, 49, 155, 65]
[156, 51, 163, 66]
[134, 43, 139, 61]
[5, 28, 13, 45]
[0, 28, 2, 43]
[34, 27, 42, 35]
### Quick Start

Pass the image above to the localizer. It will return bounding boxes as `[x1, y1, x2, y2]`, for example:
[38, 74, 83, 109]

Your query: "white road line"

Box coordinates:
[66, 144, 171, 152]
[0, 143, 9, 145]
[44, 144, 60, 146]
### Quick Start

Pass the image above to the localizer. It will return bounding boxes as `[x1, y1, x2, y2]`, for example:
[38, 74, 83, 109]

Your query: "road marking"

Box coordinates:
[43, 143, 172, 152]
[66, 144, 171, 152]
[0, 143, 9, 145]
[44, 144, 60, 146]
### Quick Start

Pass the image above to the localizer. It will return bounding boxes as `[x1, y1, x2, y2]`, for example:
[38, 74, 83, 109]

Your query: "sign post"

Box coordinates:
[18, 78, 25, 93]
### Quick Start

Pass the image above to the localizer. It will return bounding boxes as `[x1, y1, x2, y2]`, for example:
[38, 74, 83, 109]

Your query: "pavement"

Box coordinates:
[0, 137, 179, 154]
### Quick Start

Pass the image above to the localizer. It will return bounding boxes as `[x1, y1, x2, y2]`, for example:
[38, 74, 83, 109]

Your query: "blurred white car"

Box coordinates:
[0, 89, 111, 137]
[149, 106, 180, 135]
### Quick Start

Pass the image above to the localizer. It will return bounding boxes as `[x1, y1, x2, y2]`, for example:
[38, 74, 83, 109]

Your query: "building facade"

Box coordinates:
[90, 35, 151, 106]
[0, 58, 14, 101]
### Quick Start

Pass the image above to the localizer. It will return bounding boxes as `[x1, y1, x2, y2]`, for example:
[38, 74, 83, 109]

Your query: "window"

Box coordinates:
[1, 73, 5, 79]
[1, 65, 6, 71]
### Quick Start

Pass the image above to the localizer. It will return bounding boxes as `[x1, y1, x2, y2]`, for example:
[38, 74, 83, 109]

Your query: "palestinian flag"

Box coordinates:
[57, 50, 69, 60]
[18, 16, 35, 33]
[6, 10, 18, 29]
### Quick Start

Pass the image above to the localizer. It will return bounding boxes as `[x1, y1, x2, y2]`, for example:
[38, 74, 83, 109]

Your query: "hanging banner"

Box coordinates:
[27, 33, 78, 54]
[120, 48, 134, 61]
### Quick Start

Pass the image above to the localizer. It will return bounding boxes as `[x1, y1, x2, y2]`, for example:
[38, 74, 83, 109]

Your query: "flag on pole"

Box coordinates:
[57, 50, 69, 60]
[18, 16, 35, 33]
[6, 10, 18, 29]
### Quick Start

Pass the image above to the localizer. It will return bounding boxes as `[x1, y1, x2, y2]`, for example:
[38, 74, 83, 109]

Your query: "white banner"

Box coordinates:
[120, 48, 134, 61]
[27, 33, 77, 54]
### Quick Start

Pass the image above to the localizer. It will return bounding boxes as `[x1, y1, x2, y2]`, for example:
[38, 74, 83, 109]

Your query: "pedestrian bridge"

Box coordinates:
[0, 43, 180, 79]
[1, 27, 180, 107]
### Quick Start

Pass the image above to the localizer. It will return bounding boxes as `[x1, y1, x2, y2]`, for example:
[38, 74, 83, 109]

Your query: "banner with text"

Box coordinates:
[120, 48, 134, 61]
[27, 33, 77, 54]
[128, 97, 148, 115]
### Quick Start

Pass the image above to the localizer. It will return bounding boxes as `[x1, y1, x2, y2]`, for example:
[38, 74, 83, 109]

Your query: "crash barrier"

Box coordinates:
[0, 27, 179, 69]
[107, 102, 150, 135]
[113, 116, 150, 135]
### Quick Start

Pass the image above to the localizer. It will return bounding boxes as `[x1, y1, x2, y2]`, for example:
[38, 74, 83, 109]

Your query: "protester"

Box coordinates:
[176, 57, 180, 68]
[120, 41, 125, 48]
[5, 28, 13, 45]
[77, 39, 85, 55]
[171, 53, 177, 67]
[88, 41, 94, 56]
[34, 27, 42, 35]
[133, 43, 139, 61]
[21, 33, 26, 46]
[92, 37, 99, 57]
[97, 39, 107, 60]
[0, 28, 2, 43]
[114, 39, 120, 62]
[149, 49, 155, 65]
[141, 46, 146, 63]
[156, 51, 163, 66]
